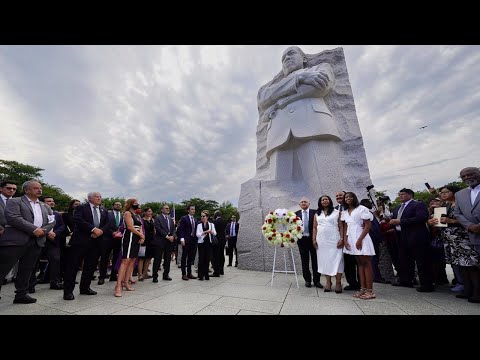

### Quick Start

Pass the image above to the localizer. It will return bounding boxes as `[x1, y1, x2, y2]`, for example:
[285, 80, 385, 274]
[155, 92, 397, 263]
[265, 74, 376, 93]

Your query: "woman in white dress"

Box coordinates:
[341, 192, 376, 300]
[313, 196, 344, 293]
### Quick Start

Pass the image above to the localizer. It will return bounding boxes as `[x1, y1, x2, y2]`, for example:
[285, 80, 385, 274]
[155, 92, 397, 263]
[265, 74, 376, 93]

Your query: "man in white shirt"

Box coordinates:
[0, 180, 55, 304]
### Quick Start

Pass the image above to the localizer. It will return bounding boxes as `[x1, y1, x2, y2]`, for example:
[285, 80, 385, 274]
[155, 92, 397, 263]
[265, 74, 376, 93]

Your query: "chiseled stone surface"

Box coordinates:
[238, 47, 372, 273]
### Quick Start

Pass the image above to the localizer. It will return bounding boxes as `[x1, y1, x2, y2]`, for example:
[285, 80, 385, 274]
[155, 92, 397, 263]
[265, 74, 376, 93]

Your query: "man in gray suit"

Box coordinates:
[0, 180, 55, 303]
[454, 167, 480, 303]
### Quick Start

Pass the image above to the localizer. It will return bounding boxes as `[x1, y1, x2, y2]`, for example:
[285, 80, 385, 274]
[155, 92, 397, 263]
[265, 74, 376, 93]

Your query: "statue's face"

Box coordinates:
[282, 47, 304, 75]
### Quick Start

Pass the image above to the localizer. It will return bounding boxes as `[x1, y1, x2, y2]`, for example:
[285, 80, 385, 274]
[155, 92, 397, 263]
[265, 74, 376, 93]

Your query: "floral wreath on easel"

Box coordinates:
[261, 208, 304, 248]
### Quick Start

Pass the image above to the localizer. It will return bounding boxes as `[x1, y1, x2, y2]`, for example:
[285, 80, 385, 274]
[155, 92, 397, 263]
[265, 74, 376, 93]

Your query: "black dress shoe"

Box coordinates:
[50, 283, 64, 290]
[205, 276, 210, 280]
[227, 264, 232, 267]
[234, 264, 238, 267]
[305, 282, 312, 288]
[79, 288, 97, 295]
[456, 292, 471, 299]
[152, 278, 159, 283]
[109, 275, 118, 282]
[91, 275, 96, 280]
[162, 277, 172, 281]
[314, 282, 324, 289]
[468, 296, 480, 303]
[211, 273, 220, 277]
[63, 293, 75, 300]
[28, 287, 35, 294]
[198, 277, 204, 281]
[187, 274, 197, 279]
[13, 295, 37, 304]
[97, 278, 105, 285]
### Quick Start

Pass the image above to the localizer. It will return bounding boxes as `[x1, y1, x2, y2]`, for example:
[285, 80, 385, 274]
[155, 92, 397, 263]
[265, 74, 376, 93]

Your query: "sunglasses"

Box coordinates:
[4, 187, 16, 190]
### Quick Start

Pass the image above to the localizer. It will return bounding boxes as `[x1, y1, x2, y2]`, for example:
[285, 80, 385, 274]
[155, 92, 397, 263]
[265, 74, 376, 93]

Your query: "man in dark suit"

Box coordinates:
[0, 180, 18, 290]
[295, 197, 322, 288]
[0, 180, 55, 304]
[213, 210, 226, 275]
[37, 196, 65, 290]
[390, 188, 434, 292]
[225, 215, 240, 267]
[152, 204, 176, 282]
[454, 167, 480, 303]
[98, 201, 123, 284]
[63, 192, 111, 300]
[176, 204, 198, 280]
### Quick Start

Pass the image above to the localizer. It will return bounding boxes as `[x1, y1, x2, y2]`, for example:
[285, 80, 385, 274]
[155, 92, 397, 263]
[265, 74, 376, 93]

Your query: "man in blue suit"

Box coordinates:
[390, 188, 434, 292]
[176, 204, 198, 280]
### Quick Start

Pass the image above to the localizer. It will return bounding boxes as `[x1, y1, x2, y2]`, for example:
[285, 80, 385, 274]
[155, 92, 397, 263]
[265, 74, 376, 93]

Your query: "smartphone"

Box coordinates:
[425, 182, 431, 190]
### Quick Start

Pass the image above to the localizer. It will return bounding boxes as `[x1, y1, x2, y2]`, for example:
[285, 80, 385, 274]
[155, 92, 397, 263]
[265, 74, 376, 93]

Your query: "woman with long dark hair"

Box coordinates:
[341, 192, 376, 299]
[312, 195, 344, 293]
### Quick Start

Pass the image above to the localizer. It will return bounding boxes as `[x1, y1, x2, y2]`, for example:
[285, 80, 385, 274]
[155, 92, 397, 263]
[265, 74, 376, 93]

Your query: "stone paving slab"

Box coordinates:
[2, 263, 480, 315]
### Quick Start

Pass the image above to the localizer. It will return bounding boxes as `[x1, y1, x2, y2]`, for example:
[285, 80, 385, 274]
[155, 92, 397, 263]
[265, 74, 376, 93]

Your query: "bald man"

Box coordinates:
[295, 197, 322, 288]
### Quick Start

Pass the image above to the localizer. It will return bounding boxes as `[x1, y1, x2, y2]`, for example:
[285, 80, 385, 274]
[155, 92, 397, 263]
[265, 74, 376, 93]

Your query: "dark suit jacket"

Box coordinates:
[177, 215, 197, 244]
[107, 210, 123, 232]
[295, 208, 316, 247]
[2, 195, 55, 247]
[71, 202, 110, 247]
[213, 217, 226, 242]
[0, 197, 8, 232]
[46, 210, 66, 247]
[225, 221, 239, 237]
[393, 200, 430, 245]
[153, 214, 176, 247]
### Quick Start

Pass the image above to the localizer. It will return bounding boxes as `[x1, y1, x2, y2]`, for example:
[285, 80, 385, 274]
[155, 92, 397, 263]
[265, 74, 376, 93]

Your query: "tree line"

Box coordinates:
[0, 159, 239, 220]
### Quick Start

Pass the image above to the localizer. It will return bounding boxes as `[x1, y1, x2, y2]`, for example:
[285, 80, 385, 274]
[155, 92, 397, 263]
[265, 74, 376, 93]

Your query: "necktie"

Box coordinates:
[303, 210, 309, 235]
[115, 211, 120, 227]
[165, 215, 170, 232]
[230, 222, 234, 236]
[397, 203, 406, 220]
[93, 206, 100, 227]
[190, 216, 195, 236]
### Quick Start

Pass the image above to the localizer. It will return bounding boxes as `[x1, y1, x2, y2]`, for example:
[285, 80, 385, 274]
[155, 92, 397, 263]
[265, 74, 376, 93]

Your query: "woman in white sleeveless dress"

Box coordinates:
[313, 196, 344, 293]
[341, 192, 376, 300]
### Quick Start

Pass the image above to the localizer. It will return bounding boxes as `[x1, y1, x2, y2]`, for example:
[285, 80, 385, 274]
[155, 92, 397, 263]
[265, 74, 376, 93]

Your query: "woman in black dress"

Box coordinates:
[115, 198, 145, 297]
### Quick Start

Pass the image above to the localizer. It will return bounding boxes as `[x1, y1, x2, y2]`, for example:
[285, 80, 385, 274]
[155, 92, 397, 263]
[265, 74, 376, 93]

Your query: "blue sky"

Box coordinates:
[0, 45, 478, 205]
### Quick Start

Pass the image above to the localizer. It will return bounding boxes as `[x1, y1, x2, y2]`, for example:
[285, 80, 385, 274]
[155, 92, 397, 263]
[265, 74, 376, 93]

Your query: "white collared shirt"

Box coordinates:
[471, 184, 480, 206]
[26, 196, 43, 228]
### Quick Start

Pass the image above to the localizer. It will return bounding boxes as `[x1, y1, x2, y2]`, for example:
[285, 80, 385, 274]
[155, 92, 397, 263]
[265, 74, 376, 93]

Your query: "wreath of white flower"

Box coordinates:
[261, 208, 304, 248]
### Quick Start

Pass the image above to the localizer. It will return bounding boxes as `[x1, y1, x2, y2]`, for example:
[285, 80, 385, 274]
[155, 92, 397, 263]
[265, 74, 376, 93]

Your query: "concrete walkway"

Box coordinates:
[1, 264, 479, 315]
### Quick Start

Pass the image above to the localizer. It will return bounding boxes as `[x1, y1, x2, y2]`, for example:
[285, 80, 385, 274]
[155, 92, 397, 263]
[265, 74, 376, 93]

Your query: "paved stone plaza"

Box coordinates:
[0, 262, 479, 315]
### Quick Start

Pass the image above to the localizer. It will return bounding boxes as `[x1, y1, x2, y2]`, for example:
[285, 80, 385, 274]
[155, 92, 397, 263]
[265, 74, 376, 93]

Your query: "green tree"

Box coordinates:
[102, 197, 126, 211]
[0, 159, 43, 191]
[218, 201, 239, 221]
[42, 184, 73, 212]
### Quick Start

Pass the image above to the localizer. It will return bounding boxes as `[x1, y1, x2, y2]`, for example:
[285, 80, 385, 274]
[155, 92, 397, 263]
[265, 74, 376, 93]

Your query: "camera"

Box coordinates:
[366, 185, 374, 191]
